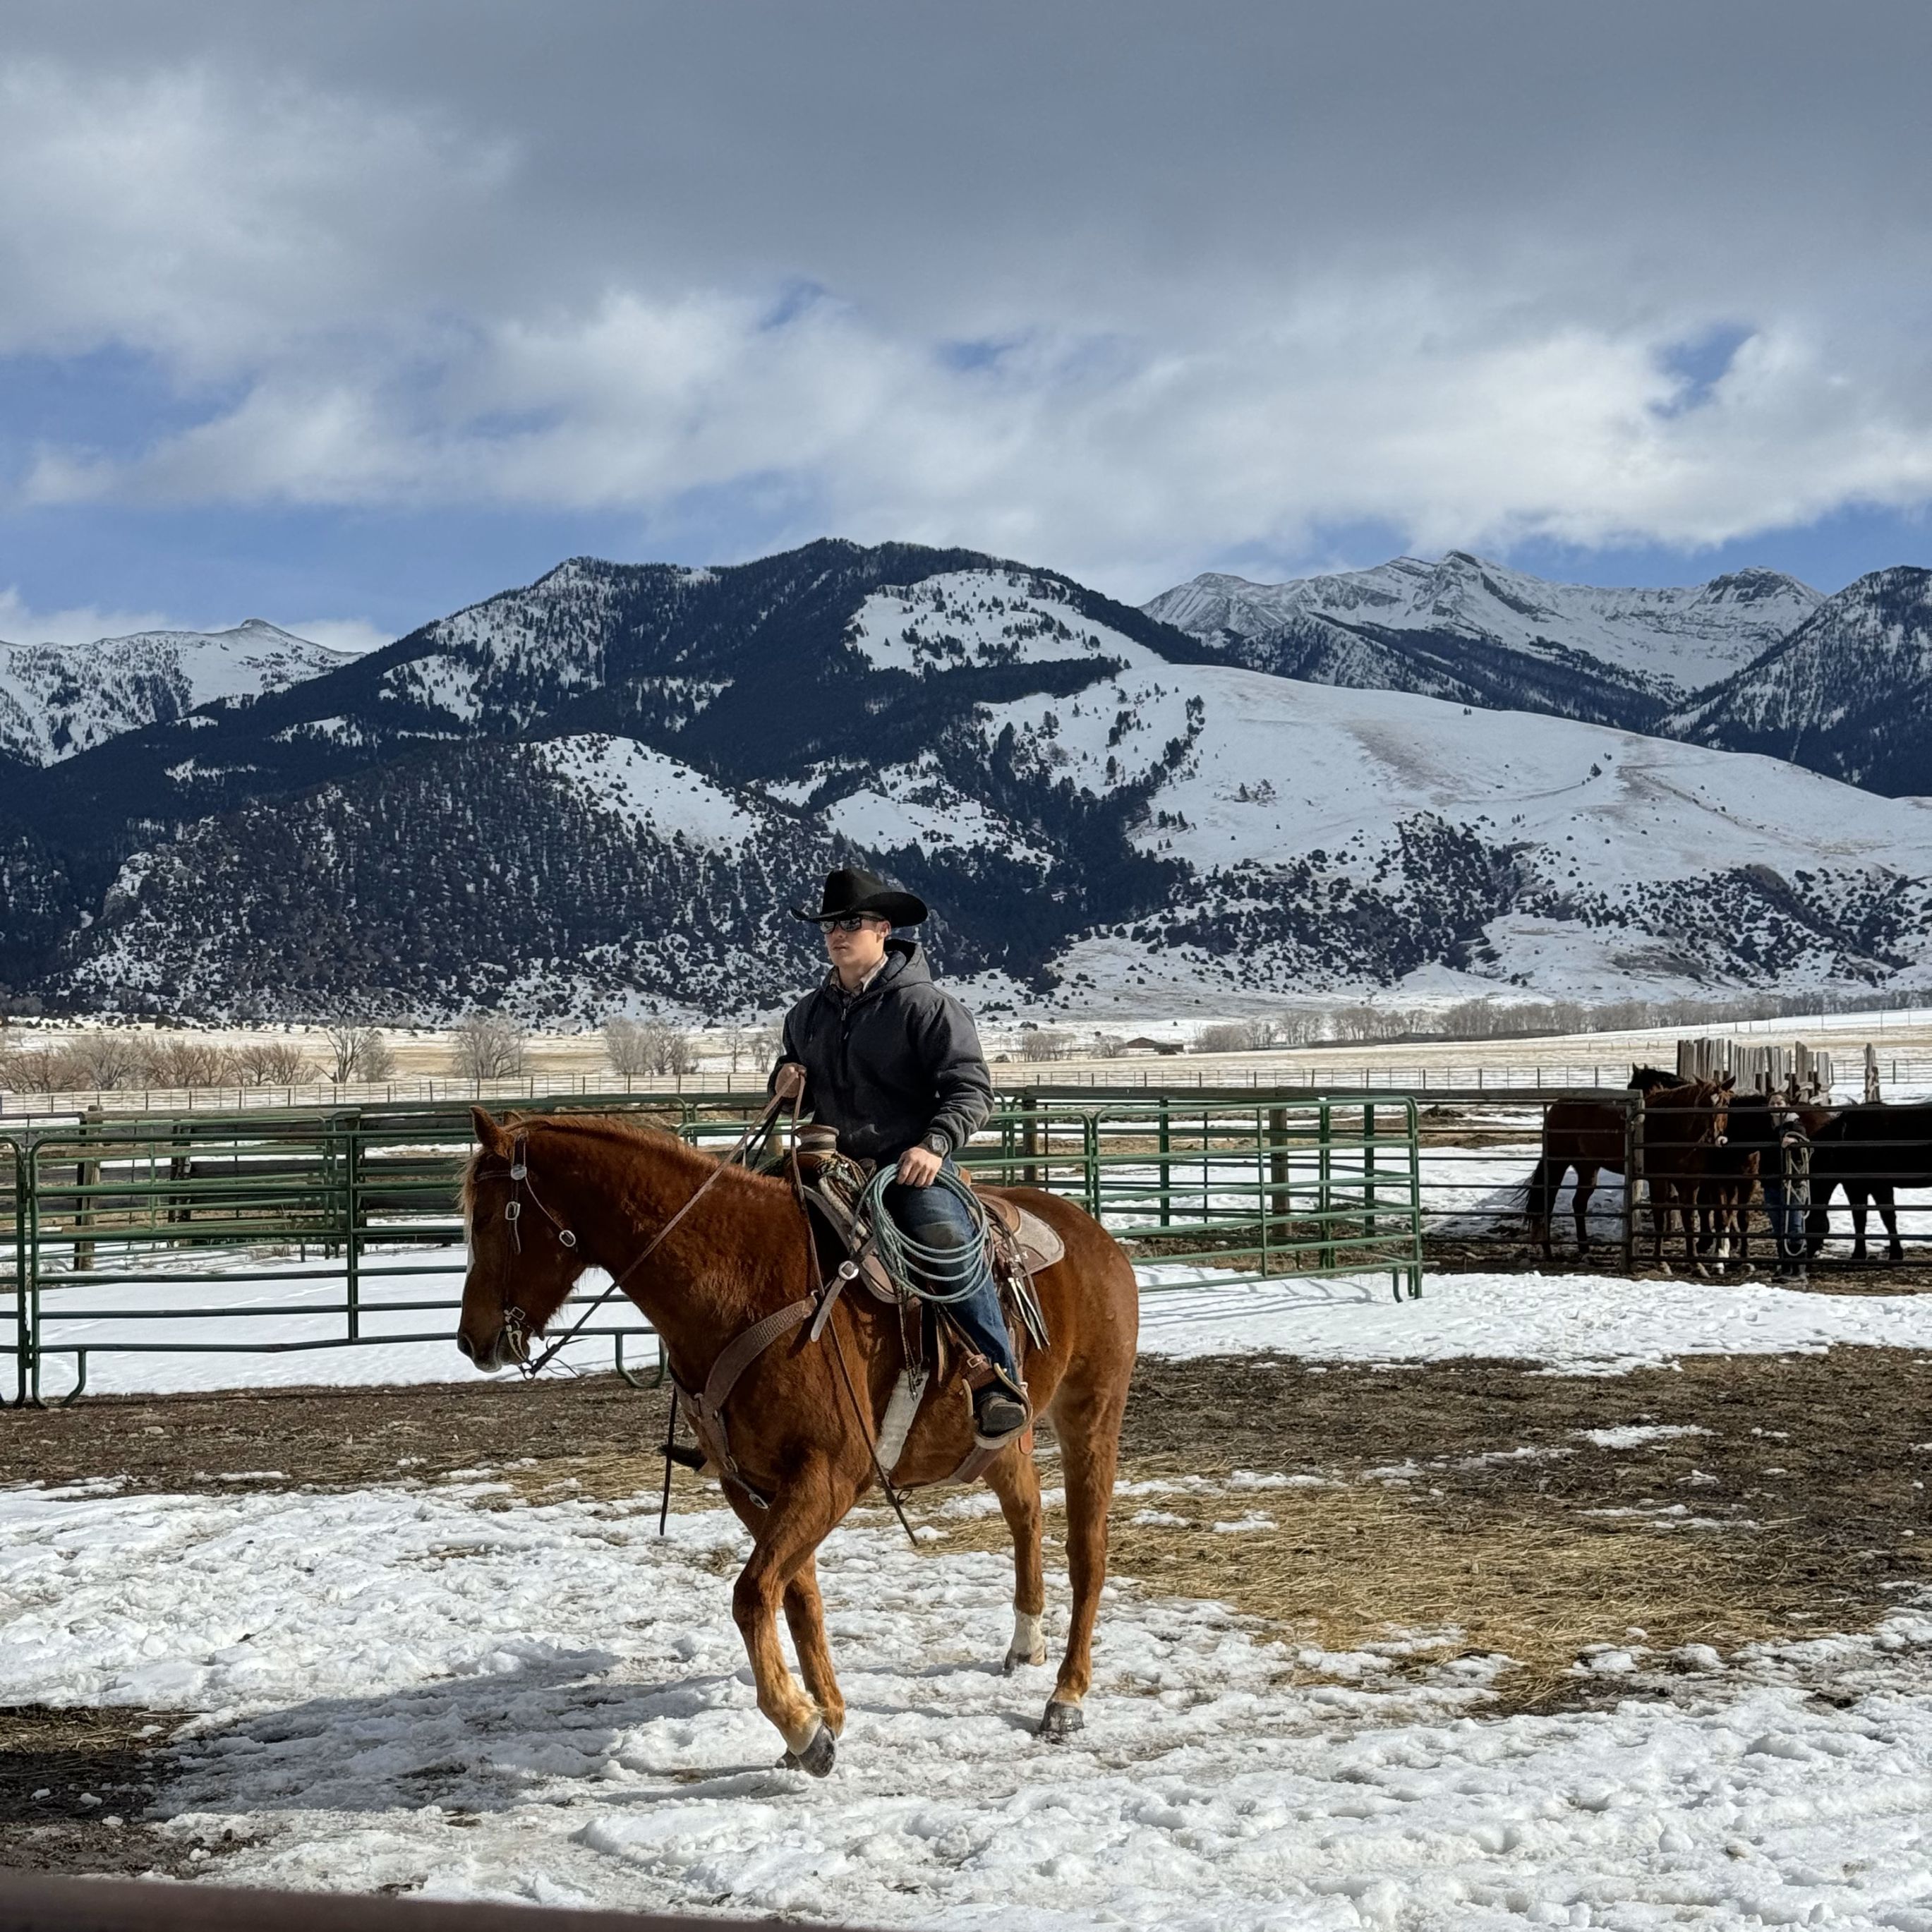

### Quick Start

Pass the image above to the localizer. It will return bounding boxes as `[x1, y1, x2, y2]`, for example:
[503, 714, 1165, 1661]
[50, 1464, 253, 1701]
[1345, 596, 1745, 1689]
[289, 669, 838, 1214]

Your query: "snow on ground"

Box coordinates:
[1135, 1269, 1932, 1375]
[985, 660, 1932, 889]
[8, 1480, 1932, 1925]
[821, 759, 1055, 865]
[843, 570, 1157, 677]
[20, 1248, 1932, 1396]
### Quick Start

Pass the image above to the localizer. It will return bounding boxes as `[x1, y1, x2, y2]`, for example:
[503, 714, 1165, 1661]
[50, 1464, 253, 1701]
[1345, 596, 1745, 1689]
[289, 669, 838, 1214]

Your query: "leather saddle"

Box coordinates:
[793, 1135, 1061, 1348]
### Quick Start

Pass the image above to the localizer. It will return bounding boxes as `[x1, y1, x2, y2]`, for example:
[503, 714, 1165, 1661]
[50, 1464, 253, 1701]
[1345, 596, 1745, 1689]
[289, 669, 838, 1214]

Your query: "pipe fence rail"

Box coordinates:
[1, 1087, 1423, 1405]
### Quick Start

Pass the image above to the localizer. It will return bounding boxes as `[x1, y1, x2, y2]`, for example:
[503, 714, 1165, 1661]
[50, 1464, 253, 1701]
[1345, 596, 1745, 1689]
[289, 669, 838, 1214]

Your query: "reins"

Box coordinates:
[478, 1090, 922, 1548]
[484, 1091, 790, 1380]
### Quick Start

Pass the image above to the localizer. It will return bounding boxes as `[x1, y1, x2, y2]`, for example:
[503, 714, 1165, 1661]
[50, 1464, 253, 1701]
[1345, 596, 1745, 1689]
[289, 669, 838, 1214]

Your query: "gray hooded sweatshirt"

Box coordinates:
[771, 940, 994, 1164]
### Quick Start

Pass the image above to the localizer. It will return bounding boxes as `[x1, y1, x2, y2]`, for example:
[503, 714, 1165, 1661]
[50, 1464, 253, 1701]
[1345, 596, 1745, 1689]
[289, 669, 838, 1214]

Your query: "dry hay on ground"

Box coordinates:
[909, 1463, 1816, 1711]
[2, 1347, 1925, 1716]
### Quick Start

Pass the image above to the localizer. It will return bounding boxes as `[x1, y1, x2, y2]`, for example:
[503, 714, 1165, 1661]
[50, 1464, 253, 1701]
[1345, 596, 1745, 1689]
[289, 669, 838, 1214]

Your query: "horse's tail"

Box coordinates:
[1523, 1157, 1555, 1229]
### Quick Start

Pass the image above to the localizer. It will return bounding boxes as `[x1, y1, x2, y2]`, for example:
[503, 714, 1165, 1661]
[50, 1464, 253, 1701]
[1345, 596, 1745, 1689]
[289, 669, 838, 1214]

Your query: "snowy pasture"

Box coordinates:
[7, 1476, 1932, 1926]
[13, 1218, 1932, 1922]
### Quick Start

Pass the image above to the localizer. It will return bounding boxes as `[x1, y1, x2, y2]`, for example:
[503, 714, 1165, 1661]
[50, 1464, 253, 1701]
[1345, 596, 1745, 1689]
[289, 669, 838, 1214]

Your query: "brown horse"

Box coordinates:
[457, 1109, 1140, 1775]
[1700, 1093, 1837, 1267]
[1526, 1065, 1680, 1260]
[1641, 1076, 1734, 1269]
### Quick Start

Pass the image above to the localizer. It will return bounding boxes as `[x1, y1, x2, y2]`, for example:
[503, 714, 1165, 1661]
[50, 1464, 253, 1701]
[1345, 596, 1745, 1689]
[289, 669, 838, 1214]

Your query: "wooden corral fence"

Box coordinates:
[1675, 1035, 1835, 1098]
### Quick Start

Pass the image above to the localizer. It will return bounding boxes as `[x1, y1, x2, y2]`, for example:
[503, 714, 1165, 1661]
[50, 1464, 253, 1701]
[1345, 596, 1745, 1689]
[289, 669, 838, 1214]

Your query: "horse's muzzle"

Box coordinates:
[456, 1324, 526, 1374]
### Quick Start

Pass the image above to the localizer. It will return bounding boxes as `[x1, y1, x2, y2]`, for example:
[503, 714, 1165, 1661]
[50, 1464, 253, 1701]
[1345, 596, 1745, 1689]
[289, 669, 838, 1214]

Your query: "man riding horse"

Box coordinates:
[771, 867, 1031, 1444]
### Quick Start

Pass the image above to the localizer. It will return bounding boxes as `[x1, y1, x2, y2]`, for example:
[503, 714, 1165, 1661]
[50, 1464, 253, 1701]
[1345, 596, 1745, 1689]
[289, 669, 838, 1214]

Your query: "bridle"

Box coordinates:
[471, 1084, 945, 1548]
[473, 1092, 789, 1378]
[500, 1135, 580, 1256]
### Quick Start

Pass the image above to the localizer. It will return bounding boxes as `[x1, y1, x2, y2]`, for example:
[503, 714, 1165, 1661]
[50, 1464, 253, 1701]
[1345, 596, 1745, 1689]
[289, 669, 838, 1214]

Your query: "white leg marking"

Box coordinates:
[1006, 1610, 1047, 1670]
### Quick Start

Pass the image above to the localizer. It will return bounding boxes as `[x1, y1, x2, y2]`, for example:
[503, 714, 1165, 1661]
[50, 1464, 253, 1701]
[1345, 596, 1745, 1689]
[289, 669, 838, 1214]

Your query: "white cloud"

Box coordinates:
[0, 586, 182, 647]
[3, 11, 1931, 597]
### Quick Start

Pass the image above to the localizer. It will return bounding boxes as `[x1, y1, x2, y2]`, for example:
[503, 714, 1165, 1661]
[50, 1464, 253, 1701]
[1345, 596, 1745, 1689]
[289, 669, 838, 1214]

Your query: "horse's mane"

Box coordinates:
[461, 1109, 783, 1212]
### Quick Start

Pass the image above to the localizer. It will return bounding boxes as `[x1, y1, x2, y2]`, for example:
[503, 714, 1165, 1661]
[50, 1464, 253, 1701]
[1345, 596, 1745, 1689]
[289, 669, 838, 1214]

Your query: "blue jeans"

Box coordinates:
[881, 1158, 1020, 1386]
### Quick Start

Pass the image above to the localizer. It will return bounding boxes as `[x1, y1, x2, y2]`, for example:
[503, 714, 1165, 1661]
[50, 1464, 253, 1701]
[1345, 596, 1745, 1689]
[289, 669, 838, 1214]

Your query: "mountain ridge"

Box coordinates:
[1145, 551, 1824, 732]
[7, 541, 1932, 1022]
[0, 619, 351, 769]
[1662, 567, 1932, 797]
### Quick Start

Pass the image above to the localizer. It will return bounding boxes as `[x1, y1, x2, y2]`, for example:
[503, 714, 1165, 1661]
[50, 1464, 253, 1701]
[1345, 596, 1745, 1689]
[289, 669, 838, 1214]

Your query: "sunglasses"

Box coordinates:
[824, 915, 883, 933]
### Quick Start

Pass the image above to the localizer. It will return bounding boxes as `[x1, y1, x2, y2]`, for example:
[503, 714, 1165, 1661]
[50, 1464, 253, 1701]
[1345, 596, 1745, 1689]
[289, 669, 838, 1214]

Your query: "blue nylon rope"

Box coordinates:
[858, 1164, 991, 1305]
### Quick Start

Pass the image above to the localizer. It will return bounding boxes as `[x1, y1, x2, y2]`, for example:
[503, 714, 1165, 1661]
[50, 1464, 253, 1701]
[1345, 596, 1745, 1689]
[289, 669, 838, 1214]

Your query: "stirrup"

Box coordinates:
[973, 1384, 1030, 1446]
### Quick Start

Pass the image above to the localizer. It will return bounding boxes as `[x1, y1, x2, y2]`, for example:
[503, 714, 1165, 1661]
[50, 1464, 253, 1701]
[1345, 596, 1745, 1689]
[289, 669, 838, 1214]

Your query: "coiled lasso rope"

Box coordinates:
[859, 1164, 991, 1304]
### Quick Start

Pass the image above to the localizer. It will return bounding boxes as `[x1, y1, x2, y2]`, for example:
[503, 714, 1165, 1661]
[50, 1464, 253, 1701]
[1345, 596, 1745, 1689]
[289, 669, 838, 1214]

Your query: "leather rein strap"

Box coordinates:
[491, 1091, 790, 1381]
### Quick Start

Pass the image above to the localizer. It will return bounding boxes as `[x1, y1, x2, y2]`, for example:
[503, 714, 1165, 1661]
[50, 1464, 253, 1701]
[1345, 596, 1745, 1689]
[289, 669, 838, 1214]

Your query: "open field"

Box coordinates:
[5, 1005, 1932, 1122]
[9, 1288, 1932, 1923]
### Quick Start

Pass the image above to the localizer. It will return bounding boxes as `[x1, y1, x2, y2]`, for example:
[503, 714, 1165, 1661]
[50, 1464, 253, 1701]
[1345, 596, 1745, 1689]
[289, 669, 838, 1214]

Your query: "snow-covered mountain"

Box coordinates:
[1147, 553, 1823, 725]
[1663, 567, 1932, 799]
[7, 543, 1931, 1022]
[0, 619, 351, 767]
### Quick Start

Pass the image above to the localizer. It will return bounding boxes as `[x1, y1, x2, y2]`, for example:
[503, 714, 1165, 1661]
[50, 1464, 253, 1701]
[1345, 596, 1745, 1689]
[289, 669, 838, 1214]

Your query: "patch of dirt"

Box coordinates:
[0, 1372, 682, 1499]
[0, 1705, 200, 1876]
[5, 1347, 1930, 1714]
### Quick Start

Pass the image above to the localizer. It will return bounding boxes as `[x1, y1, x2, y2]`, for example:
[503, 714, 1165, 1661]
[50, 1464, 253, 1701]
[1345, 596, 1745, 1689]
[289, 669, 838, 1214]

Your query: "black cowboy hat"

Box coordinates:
[790, 867, 928, 927]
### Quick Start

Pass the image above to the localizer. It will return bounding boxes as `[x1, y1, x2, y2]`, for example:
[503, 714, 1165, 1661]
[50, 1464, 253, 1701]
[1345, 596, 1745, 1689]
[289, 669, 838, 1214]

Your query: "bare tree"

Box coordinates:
[603, 1017, 650, 1077]
[452, 1013, 528, 1082]
[1195, 1018, 1284, 1053]
[1019, 1028, 1071, 1063]
[639, 1022, 694, 1077]
[322, 1020, 392, 1085]
[605, 1017, 699, 1078]
[54, 1031, 151, 1090]
[1274, 1009, 1322, 1046]
[141, 1038, 237, 1089]
[235, 1040, 316, 1085]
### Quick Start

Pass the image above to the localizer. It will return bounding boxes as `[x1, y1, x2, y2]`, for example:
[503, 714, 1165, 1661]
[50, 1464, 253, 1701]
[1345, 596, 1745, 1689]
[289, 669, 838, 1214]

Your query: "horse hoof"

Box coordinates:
[1039, 1700, 1085, 1741]
[780, 1724, 837, 1778]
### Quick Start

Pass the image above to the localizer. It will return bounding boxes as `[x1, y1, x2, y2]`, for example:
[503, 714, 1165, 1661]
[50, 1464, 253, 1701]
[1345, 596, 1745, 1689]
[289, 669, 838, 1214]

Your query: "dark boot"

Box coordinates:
[974, 1381, 1029, 1443]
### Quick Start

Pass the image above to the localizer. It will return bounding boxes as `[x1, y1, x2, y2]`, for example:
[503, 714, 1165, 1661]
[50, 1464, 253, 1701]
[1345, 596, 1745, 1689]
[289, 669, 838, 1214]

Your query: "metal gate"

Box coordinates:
[1, 1090, 1422, 1403]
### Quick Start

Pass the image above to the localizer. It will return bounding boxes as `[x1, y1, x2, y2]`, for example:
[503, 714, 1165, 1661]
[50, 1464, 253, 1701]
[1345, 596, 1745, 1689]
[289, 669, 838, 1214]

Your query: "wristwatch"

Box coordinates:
[921, 1132, 950, 1157]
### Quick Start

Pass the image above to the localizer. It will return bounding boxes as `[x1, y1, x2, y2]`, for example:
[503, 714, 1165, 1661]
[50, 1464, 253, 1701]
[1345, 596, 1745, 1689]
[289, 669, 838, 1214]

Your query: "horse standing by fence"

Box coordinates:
[1526, 1065, 1679, 1260]
[457, 1109, 1140, 1775]
[1805, 1102, 1932, 1263]
[1701, 1093, 1837, 1268]
[1639, 1076, 1734, 1269]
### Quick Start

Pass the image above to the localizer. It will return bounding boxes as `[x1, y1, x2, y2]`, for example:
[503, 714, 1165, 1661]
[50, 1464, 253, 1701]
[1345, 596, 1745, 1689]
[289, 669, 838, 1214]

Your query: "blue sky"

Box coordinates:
[2, 2, 1929, 648]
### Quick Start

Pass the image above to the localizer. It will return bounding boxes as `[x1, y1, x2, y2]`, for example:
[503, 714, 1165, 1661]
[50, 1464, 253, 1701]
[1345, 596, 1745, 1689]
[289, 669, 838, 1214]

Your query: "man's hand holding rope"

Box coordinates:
[895, 1144, 942, 1188]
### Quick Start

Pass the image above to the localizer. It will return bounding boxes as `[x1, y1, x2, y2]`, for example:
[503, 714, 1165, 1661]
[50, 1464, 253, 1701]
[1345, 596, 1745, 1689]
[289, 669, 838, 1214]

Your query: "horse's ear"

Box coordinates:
[1720, 1073, 1736, 1092]
[472, 1106, 512, 1155]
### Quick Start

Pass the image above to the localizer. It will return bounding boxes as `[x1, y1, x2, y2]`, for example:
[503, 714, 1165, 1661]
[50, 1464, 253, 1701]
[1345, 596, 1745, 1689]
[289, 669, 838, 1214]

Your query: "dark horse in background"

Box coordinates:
[1701, 1093, 1838, 1269]
[1527, 1065, 1681, 1260]
[1805, 1102, 1932, 1263]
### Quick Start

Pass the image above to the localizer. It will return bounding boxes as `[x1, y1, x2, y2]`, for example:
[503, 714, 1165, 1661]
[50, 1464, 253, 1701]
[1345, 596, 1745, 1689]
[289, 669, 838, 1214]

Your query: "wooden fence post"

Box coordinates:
[73, 1104, 102, 1274]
